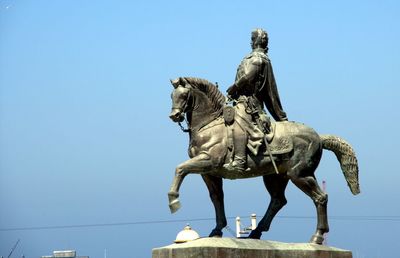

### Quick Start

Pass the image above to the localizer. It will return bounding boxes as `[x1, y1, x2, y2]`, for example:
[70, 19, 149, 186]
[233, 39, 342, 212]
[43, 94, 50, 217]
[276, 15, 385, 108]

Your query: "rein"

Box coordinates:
[176, 90, 192, 133]
[178, 119, 190, 133]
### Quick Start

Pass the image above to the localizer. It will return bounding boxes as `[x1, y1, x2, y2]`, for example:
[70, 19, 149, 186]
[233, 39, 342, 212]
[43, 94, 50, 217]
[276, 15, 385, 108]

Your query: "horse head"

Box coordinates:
[169, 77, 225, 132]
[169, 77, 192, 123]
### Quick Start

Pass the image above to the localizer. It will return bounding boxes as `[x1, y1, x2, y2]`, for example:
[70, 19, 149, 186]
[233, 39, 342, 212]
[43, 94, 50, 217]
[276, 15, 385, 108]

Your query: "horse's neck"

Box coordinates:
[188, 91, 221, 132]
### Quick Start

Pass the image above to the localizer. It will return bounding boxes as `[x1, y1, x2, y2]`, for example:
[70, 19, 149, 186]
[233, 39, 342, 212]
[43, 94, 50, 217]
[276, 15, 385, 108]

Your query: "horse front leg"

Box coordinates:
[168, 153, 213, 213]
[202, 174, 227, 237]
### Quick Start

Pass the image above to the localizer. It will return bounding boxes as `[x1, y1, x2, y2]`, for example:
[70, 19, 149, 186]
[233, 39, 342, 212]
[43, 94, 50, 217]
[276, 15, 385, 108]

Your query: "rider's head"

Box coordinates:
[251, 28, 268, 51]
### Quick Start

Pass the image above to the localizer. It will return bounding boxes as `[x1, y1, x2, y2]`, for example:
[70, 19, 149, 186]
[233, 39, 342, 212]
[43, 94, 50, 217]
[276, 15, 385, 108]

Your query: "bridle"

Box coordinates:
[172, 87, 192, 133]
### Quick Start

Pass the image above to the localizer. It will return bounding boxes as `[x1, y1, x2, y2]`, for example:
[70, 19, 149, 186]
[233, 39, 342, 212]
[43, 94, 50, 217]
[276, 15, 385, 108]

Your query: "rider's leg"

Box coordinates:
[224, 123, 247, 172]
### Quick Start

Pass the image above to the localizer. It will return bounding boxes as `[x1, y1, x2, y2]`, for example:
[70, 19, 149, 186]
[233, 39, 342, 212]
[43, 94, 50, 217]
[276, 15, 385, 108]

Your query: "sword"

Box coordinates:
[264, 134, 280, 174]
[249, 100, 279, 175]
[256, 119, 280, 175]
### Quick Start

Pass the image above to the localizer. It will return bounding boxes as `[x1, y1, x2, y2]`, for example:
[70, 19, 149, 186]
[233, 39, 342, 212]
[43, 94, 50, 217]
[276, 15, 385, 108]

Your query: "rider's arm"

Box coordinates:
[234, 56, 262, 90]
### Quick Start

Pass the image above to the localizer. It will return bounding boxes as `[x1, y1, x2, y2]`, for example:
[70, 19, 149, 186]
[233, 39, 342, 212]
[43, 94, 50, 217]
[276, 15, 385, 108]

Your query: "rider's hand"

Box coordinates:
[227, 84, 237, 97]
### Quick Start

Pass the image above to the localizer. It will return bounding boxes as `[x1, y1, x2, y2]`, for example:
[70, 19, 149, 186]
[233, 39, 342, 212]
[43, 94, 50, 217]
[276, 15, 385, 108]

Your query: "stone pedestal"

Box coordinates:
[152, 238, 352, 258]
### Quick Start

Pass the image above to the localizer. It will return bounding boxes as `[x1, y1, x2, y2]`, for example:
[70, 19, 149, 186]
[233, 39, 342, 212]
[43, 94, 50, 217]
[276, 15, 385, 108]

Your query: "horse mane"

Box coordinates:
[182, 77, 225, 114]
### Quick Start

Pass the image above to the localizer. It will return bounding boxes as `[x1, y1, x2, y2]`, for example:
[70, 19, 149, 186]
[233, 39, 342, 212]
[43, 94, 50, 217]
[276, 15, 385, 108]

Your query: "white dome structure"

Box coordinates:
[174, 224, 200, 243]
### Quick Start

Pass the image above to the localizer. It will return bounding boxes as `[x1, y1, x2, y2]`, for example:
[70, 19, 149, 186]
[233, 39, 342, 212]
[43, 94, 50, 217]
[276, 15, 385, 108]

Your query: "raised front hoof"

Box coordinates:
[209, 229, 223, 238]
[248, 230, 262, 239]
[310, 234, 324, 245]
[169, 199, 181, 214]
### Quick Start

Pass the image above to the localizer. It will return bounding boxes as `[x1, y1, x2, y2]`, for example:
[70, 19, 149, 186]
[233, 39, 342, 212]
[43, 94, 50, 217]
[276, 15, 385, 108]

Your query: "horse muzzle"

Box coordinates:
[169, 109, 185, 123]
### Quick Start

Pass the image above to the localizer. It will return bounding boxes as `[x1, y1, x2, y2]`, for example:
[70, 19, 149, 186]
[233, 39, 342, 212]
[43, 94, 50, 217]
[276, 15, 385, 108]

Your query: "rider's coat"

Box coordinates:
[228, 48, 288, 155]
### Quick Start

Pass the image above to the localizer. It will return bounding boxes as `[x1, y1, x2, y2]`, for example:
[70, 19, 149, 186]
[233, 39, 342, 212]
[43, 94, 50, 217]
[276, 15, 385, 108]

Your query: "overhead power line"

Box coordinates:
[0, 217, 213, 232]
[1, 215, 399, 232]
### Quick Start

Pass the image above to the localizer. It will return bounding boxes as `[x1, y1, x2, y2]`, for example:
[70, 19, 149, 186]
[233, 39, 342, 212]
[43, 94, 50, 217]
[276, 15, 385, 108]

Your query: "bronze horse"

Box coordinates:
[168, 77, 359, 244]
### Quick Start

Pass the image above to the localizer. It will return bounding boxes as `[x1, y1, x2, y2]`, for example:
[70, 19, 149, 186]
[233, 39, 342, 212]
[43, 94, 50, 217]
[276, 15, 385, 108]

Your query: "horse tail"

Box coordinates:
[320, 135, 360, 195]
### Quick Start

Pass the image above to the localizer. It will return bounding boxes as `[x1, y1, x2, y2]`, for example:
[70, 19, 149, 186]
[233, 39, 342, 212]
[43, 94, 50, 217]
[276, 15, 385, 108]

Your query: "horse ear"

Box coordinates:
[170, 78, 180, 88]
[181, 77, 193, 89]
[181, 77, 189, 86]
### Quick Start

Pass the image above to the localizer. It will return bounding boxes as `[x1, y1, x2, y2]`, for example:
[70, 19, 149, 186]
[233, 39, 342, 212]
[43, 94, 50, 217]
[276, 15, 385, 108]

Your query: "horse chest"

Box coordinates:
[189, 131, 218, 155]
[190, 134, 208, 150]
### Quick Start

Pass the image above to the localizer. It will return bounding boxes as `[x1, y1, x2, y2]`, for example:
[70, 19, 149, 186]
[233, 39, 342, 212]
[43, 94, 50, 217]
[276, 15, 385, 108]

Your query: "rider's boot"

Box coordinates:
[224, 155, 246, 172]
[224, 126, 247, 172]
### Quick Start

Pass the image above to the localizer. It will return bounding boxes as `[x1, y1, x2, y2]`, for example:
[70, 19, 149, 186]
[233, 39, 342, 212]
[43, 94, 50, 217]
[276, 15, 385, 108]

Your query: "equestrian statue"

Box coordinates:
[167, 28, 360, 245]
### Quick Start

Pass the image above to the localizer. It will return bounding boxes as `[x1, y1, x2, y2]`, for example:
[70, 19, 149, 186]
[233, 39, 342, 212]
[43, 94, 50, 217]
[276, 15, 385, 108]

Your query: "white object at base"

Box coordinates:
[175, 224, 200, 243]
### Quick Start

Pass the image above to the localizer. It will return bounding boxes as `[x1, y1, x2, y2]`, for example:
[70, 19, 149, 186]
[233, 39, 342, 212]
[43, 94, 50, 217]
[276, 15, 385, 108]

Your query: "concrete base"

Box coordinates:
[152, 238, 352, 258]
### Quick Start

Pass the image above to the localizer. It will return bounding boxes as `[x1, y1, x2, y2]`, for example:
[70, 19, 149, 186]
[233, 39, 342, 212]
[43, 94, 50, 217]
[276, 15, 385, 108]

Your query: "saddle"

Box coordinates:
[223, 105, 293, 156]
[266, 122, 293, 155]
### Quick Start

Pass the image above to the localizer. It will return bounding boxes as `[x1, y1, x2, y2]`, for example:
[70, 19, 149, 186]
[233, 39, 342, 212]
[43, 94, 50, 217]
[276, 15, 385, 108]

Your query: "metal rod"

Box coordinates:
[236, 217, 241, 238]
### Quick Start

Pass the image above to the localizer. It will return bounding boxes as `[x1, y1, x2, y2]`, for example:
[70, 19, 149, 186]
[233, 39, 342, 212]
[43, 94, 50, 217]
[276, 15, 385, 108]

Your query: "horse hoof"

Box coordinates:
[248, 230, 262, 239]
[169, 199, 181, 213]
[209, 229, 223, 237]
[310, 234, 324, 245]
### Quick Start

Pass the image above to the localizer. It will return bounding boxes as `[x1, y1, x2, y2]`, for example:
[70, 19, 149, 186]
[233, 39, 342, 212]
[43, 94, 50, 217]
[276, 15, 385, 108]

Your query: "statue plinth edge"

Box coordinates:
[152, 237, 352, 258]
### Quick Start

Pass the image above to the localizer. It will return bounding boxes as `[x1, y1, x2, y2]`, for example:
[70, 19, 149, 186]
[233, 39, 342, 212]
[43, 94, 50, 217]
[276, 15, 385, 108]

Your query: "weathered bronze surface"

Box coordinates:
[168, 29, 360, 245]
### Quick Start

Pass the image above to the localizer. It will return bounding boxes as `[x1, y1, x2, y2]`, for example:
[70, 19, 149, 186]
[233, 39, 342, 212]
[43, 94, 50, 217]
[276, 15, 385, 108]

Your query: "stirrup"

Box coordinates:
[223, 161, 246, 172]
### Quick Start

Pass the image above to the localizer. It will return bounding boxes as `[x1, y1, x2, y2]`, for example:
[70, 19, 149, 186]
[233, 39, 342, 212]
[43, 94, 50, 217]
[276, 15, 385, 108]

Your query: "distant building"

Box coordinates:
[41, 250, 88, 258]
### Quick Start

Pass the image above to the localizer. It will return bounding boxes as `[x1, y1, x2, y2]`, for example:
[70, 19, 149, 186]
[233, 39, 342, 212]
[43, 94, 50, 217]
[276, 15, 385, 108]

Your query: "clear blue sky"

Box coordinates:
[1, 1, 399, 257]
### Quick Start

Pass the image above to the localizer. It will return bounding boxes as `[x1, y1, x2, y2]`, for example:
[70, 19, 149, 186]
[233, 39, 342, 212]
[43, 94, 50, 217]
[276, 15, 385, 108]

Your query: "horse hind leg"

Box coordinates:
[311, 190, 329, 245]
[202, 174, 227, 237]
[288, 161, 329, 245]
[248, 174, 289, 239]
